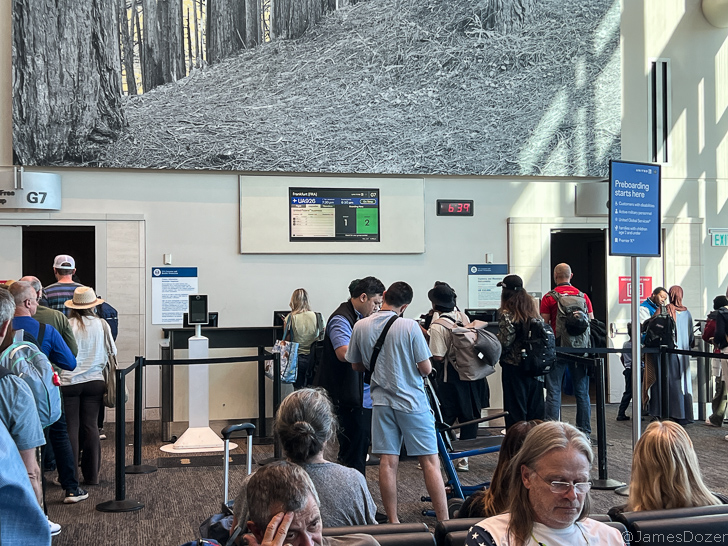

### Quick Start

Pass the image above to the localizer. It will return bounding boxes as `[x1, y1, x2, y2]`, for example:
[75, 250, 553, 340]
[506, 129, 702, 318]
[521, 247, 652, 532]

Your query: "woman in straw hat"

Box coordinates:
[61, 286, 117, 485]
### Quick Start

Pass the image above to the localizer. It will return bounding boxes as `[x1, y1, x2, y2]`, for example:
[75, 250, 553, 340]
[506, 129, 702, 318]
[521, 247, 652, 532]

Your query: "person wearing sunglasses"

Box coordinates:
[466, 421, 624, 546]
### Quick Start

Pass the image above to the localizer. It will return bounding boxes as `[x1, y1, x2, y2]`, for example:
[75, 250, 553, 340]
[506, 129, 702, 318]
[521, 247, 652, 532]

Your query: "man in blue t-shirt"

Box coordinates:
[347, 281, 448, 522]
[8, 282, 88, 506]
[315, 277, 385, 477]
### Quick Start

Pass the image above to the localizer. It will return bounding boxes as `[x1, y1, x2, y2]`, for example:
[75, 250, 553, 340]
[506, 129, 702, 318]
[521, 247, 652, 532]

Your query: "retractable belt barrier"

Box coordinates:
[555, 346, 728, 490]
[99, 345, 724, 512]
[96, 351, 279, 514]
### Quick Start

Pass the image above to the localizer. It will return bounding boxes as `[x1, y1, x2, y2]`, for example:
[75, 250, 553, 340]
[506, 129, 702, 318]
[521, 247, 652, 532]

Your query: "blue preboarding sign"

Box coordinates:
[609, 160, 661, 257]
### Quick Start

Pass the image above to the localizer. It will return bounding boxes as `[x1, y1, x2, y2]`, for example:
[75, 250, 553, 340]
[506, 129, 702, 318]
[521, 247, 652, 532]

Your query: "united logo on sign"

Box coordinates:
[619, 276, 653, 304]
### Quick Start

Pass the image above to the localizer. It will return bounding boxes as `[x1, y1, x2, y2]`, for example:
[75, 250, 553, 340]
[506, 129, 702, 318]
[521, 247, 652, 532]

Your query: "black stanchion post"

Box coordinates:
[126, 357, 156, 475]
[253, 347, 274, 446]
[273, 352, 282, 459]
[697, 339, 706, 422]
[660, 346, 670, 420]
[96, 368, 144, 512]
[260, 352, 284, 464]
[591, 356, 625, 490]
[258, 346, 267, 438]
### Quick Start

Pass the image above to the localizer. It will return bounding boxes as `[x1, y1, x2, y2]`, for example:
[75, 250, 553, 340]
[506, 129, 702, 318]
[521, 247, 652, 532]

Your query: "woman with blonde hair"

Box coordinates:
[284, 288, 325, 389]
[625, 420, 721, 512]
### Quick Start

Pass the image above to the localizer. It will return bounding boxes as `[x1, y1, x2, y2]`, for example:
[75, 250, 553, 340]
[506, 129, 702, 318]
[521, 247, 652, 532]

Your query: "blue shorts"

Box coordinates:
[371, 406, 438, 457]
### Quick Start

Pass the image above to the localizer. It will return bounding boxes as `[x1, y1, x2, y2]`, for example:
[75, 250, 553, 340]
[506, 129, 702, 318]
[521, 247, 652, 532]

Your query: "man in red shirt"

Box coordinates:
[540, 263, 595, 440]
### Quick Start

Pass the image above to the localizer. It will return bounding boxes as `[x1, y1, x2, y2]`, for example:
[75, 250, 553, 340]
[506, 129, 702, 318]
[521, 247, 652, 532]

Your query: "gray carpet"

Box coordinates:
[46, 405, 728, 545]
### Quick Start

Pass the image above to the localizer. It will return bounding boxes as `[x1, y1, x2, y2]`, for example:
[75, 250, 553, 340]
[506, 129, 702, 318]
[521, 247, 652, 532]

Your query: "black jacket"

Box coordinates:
[314, 300, 363, 408]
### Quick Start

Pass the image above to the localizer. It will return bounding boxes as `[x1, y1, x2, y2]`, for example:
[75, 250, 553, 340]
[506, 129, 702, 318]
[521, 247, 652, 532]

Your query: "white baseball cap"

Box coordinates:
[53, 255, 76, 269]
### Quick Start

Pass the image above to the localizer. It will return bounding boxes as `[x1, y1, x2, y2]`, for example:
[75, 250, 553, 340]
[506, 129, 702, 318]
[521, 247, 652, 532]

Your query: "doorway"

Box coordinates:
[549, 229, 607, 322]
[549, 228, 607, 402]
[22, 226, 96, 289]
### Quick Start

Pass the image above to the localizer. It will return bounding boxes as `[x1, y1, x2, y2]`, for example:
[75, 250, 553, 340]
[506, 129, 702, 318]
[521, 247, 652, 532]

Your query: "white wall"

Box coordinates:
[2, 0, 728, 419]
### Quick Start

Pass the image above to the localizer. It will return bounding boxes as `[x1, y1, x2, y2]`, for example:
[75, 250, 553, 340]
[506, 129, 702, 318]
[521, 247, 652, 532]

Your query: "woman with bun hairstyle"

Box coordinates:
[274, 388, 378, 527]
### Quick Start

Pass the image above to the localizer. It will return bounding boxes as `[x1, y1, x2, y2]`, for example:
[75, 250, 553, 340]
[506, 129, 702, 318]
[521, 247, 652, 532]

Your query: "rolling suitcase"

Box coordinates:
[198, 423, 256, 546]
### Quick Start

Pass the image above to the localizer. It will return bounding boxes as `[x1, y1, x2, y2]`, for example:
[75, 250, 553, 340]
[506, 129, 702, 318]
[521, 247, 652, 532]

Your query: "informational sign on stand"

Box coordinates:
[151, 267, 199, 324]
[609, 160, 661, 257]
[467, 264, 508, 309]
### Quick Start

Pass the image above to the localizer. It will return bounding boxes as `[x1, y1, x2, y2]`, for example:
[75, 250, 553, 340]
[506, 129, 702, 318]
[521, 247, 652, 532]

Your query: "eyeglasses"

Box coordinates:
[530, 469, 592, 495]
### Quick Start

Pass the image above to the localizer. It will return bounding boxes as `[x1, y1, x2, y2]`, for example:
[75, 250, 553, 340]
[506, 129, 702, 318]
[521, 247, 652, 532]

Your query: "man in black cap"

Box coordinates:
[428, 282, 488, 472]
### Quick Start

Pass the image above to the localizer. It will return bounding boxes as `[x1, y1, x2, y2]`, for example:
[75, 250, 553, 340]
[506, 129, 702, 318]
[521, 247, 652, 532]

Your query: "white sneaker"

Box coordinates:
[47, 517, 61, 536]
[455, 458, 469, 472]
[725, 434, 728, 442]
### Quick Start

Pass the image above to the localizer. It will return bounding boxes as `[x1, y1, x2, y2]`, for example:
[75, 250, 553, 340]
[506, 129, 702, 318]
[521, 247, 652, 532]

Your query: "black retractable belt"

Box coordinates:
[363, 314, 398, 384]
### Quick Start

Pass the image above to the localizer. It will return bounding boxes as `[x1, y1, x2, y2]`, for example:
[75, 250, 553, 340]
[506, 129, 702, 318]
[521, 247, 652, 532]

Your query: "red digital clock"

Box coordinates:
[436, 200, 473, 216]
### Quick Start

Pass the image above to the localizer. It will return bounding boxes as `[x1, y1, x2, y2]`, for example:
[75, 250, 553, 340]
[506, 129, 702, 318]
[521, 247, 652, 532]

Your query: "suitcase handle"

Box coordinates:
[222, 423, 256, 506]
[221, 423, 255, 440]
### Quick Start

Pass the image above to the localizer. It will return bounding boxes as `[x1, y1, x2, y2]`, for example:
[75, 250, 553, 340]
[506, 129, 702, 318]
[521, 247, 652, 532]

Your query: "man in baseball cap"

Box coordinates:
[43, 255, 82, 317]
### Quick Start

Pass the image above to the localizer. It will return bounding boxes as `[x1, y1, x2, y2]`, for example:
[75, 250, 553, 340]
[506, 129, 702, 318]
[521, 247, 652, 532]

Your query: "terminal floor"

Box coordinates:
[46, 405, 728, 545]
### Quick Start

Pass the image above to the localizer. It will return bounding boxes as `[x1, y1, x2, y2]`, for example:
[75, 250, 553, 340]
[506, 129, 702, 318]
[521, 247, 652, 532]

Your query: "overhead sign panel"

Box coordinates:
[609, 160, 661, 257]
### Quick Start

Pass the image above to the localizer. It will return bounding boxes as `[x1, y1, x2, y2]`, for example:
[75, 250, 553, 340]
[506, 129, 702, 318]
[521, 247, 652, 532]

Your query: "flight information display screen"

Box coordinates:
[289, 188, 380, 242]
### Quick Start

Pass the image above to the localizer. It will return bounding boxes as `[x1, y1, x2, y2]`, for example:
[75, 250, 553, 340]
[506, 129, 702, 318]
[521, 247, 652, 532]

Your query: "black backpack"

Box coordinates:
[97, 301, 118, 340]
[642, 306, 677, 349]
[588, 318, 607, 357]
[521, 318, 556, 377]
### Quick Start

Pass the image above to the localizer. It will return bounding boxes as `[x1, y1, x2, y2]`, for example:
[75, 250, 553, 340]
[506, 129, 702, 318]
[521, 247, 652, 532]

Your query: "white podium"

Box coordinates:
[161, 326, 237, 453]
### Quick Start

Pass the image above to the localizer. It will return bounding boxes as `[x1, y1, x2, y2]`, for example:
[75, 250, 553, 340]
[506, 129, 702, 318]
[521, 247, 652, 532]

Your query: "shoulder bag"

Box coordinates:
[266, 318, 300, 384]
[362, 314, 398, 384]
[102, 319, 128, 408]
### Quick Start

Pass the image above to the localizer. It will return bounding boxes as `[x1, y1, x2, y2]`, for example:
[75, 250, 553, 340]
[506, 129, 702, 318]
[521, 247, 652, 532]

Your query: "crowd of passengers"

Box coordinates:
[2, 259, 728, 545]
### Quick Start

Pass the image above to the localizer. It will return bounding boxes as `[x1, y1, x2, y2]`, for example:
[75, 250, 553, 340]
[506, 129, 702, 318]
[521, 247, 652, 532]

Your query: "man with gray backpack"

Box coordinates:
[0, 287, 61, 538]
[540, 263, 594, 440]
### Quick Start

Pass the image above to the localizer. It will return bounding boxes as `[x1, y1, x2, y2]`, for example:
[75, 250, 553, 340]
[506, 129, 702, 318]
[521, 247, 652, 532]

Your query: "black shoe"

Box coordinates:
[64, 487, 89, 504]
[616, 414, 630, 421]
[374, 511, 388, 524]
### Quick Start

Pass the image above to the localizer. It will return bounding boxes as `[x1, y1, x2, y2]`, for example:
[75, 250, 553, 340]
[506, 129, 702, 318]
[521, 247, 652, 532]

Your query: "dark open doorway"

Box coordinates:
[22, 226, 96, 289]
[549, 228, 608, 402]
[549, 229, 607, 322]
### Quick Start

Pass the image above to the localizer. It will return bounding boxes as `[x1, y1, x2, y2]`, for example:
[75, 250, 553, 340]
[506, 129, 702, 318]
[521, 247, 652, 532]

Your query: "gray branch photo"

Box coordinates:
[12, 0, 620, 176]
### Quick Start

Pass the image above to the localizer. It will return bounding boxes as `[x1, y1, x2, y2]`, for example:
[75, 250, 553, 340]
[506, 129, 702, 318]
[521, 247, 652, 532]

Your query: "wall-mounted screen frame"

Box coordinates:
[239, 175, 425, 254]
[289, 187, 380, 242]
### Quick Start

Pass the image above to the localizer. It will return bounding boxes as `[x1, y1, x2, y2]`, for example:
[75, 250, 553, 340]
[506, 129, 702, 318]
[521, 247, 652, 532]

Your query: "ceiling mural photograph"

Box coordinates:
[12, 0, 620, 176]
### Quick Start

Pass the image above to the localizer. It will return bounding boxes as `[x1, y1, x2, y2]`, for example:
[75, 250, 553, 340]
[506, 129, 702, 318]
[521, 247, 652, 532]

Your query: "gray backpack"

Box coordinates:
[433, 314, 500, 381]
[550, 290, 591, 348]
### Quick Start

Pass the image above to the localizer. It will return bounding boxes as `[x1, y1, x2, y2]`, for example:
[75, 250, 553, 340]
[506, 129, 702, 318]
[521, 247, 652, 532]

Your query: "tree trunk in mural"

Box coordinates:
[12, 0, 126, 164]
[244, 0, 261, 47]
[120, 0, 138, 95]
[193, 0, 201, 67]
[207, 0, 245, 64]
[141, 0, 164, 91]
[475, 0, 533, 32]
[271, 0, 330, 41]
[142, 0, 185, 89]
[158, 0, 186, 82]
